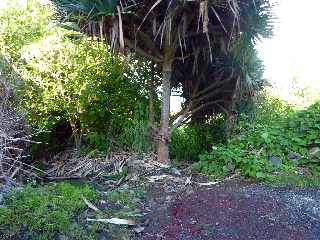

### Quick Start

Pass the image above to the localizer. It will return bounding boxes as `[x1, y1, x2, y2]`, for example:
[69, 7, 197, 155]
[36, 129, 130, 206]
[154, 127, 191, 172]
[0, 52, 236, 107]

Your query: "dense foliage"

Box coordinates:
[1, 0, 318, 182]
[51, 0, 275, 163]
[170, 116, 227, 162]
[20, 36, 152, 150]
[193, 96, 320, 179]
[0, 0, 156, 153]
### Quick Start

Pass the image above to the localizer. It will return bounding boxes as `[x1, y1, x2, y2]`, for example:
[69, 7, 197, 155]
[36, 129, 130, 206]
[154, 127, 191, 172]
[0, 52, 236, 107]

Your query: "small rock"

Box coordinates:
[97, 233, 110, 240]
[165, 195, 172, 202]
[69, 222, 79, 231]
[130, 175, 139, 181]
[268, 156, 282, 168]
[244, 194, 251, 199]
[171, 168, 181, 176]
[190, 219, 197, 224]
[133, 226, 145, 233]
[57, 234, 68, 240]
[47, 203, 54, 210]
[288, 151, 301, 160]
[135, 155, 144, 161]
[120, 184, 129, 190]
[309, 147, 320, 161]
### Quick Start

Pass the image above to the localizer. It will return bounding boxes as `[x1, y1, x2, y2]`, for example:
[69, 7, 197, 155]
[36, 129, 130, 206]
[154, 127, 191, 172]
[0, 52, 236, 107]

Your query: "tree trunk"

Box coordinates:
[148, 64, 157, 151]
[157, 60, 172, 163]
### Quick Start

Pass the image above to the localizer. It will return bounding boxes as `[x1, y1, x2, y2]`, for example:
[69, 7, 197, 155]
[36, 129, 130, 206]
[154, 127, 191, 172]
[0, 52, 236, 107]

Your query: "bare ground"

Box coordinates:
[129, 167, 320, 240]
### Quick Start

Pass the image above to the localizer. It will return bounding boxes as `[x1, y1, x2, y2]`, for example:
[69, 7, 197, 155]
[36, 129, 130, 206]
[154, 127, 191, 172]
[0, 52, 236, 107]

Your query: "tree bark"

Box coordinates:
[157, 60, 172, 163]
[148, 64, 157, 151]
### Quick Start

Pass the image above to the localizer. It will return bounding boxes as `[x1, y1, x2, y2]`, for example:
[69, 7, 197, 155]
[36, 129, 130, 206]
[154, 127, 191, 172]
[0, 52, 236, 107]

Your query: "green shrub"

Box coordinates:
[194, 96, 320, 179]
[19, 37, 147, 131]
[0, 0, 156, 154]
[170, 115, 227, 162]
[0, 0, 52, 61]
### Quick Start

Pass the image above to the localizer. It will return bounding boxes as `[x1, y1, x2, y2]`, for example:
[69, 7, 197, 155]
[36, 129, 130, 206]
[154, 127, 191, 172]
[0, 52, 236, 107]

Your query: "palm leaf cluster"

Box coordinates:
[51, 0, 274, 124]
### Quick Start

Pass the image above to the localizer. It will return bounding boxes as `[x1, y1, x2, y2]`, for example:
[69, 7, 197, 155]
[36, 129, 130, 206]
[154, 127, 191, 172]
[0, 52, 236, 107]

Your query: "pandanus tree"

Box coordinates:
[51, 0, 274, 163]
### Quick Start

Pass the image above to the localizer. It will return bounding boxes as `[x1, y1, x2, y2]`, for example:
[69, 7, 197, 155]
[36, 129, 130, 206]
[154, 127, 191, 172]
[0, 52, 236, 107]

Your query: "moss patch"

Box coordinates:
[0, 182, 96, 239]
[0, 182, 147, 240]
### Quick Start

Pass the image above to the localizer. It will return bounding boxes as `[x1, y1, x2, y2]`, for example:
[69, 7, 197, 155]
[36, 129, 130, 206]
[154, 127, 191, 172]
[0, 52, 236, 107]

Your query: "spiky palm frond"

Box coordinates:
[51, 0, 275, 123]
[52, 0, 118, 19]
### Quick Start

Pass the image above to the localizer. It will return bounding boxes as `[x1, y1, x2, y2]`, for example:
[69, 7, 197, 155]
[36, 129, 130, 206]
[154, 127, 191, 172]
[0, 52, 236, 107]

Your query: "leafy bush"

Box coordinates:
[194, 96, 320, 179]
[170, 116, 227, 162]
[0, 0, 156, 154]
[0, 0, 53, 80]
[20, 36, 146, 131]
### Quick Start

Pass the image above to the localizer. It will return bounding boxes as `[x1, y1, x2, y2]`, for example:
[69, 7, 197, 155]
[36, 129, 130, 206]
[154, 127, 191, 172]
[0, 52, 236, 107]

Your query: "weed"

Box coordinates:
[195, 98, 320, 179]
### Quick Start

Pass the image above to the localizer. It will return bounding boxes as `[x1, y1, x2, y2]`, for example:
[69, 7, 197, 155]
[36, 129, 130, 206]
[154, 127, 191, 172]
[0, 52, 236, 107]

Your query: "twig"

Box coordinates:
[196, 173, 239, 186]
[81, 195, 100, 212]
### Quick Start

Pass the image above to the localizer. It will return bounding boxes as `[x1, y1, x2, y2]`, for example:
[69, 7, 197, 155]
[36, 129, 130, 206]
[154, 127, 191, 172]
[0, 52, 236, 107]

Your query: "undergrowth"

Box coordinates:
[170, 115, 226, 162]
[193, 97, 320, 179]
[0, 182, 145, 240]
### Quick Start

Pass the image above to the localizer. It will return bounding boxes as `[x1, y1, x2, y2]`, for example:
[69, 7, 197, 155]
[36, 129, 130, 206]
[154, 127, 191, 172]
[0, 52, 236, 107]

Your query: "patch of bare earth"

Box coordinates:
[133, 171, 320, 240]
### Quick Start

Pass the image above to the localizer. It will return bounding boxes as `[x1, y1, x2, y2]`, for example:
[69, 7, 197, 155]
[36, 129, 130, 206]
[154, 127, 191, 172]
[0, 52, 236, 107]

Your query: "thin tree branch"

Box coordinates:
[170, 99, 230, 132]
[124, 37, 163, 63]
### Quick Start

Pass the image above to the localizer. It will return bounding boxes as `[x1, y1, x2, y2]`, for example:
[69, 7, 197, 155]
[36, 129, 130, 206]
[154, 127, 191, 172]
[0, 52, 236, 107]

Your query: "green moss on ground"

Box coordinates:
[0, 182, 145, 240]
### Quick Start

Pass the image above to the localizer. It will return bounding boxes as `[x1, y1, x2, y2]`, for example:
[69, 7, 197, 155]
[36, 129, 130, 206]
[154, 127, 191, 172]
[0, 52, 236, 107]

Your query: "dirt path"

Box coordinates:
[136, 178, 320, 240]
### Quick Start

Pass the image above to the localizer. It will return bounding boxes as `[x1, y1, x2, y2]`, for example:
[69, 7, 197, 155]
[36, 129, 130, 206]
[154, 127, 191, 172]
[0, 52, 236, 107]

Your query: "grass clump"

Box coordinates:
[265, 171, 320, 188]
[170, 116, 226, 162]
[0, 182, 96, 240]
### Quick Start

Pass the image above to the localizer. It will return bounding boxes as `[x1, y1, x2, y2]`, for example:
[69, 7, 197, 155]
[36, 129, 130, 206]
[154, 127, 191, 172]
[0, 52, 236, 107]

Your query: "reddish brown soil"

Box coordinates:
[137, 180, 320, 240]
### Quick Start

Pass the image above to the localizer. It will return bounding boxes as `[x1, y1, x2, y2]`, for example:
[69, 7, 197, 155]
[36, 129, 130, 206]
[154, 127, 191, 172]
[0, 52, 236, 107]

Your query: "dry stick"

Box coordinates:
[192, 70, 232, 100]
[81, 195, 100, 212]
[196, 173, 239, 186]
[2, 158, 47, 173]
[171, 99, 229, 132]
[170, 78, 201, 124]
[10, 164, 21, 179]
[1, 162, 41, 179]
